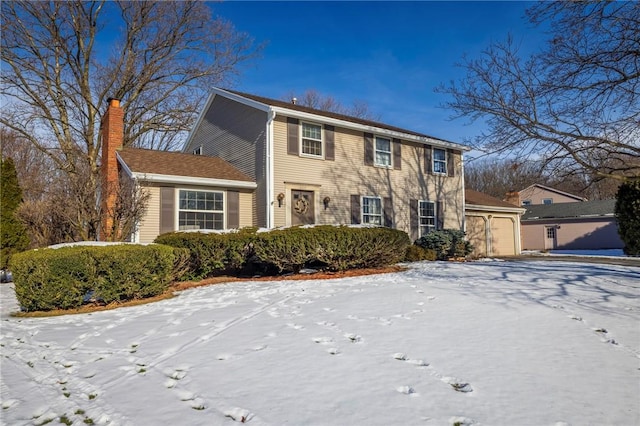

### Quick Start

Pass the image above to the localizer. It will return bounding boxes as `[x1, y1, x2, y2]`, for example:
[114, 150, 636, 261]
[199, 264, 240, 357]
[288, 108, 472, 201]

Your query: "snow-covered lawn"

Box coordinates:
[1, 260, 638, 426]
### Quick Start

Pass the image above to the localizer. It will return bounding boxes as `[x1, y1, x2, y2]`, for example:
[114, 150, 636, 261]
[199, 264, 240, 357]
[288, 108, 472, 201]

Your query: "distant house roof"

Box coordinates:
[519, 184, 587, 202]
[465, 189, 526, 213]
[117, 147, 256, 188]
[521, 199, 616, 221]
[188, 88, 469, 152]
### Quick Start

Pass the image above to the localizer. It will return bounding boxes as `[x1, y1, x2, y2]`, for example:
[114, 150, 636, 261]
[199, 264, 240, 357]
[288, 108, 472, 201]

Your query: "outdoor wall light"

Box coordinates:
[277, 192, 285, 207]
[323, 196, 331, 210]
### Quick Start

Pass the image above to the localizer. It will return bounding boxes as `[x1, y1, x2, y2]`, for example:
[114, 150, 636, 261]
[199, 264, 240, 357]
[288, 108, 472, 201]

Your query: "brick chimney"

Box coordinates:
[504, 190, 520, 206]
[100, 98, 124, 241]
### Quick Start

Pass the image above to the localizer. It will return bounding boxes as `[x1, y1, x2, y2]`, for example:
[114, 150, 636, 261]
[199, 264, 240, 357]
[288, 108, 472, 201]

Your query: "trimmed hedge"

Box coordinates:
[404, 245, 437, 262]
[155, 229, 257, 280]
[414, 229, 473, 260]
[253, 226, 411, 273]
[155, 226, 411, 278]
[11, 244, 179, 312]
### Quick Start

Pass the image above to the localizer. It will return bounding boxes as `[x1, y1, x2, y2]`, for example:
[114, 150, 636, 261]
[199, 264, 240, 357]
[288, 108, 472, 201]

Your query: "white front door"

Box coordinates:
[544, 226, 557, 250]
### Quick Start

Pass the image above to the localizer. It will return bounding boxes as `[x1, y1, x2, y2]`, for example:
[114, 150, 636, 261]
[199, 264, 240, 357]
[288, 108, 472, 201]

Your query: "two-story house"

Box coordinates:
[101, 88, 470, 243]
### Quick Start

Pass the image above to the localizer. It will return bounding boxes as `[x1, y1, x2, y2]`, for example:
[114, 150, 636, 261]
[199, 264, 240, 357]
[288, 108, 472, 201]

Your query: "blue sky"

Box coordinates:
[212, 1, 545, 149]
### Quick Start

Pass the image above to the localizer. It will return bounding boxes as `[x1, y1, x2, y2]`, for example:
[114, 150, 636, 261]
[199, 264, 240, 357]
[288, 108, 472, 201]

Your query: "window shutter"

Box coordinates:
[324, 125, 335, 161]
[393, 139, 401, 170]
[424, 145, 432, 174]
[160, 187, 175, 235]
[287, 117, 299, 156]
[436, 201, 444, 230]
[383, 197, 393, 227]
[364, 133, 374, 166]
[447, 148, 455, 177]
[227, 190, 239, 229]
[350, 195, 361, 224]
[410, 199, 419, 241]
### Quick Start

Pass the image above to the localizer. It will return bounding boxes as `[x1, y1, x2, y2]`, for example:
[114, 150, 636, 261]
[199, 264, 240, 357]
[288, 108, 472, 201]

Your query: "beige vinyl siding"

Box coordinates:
[239, 191, 254, 228]
[466, 215, 488, 257]
[137, 184, 160, 243]
[272, 116, 464, 236]
[136, 183, 254, 243]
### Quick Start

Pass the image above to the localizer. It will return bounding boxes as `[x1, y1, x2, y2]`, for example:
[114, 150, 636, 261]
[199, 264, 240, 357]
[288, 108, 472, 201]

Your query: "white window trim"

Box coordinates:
[418, 200, 436, 237]
[361, 195, 383, 226]
[299, 121, 324, 159]
[374, 135, 393, 168]
[433, 147, 447, 175]
[542, 198, 553, 205]
[176, 189, 226, 231]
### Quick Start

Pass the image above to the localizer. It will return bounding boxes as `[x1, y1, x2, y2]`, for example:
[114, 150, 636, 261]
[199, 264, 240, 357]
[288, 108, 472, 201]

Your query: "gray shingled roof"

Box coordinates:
[521, 199, 616, 221]
[226, 89, 457, 146]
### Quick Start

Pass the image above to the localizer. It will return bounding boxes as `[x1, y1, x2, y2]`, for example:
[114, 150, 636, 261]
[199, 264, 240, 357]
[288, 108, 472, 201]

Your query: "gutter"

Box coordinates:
[266, 108, 276, 228]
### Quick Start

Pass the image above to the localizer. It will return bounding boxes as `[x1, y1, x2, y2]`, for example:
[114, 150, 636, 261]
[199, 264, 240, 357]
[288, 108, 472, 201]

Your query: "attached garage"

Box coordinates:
[465, 190, 525, 257]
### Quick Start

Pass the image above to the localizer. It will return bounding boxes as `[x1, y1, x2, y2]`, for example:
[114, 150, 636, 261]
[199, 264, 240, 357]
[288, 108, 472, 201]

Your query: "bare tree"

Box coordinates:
[284, 89, 381, 121]
[465, 156, 620, 200]
[465, 158, 544, 199]
[1, 1, 261, 241]
[439, 2, 640, 183]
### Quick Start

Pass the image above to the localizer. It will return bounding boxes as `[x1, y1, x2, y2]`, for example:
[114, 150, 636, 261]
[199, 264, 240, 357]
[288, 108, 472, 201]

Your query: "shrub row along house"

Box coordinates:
[100, 88, 525, 256]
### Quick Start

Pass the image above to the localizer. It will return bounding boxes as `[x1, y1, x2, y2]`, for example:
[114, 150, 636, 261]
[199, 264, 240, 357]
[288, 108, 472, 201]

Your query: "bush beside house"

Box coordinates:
[414, 229, 473, 260]
[11, 244, 180, 312]
[156, 225, 411, 280]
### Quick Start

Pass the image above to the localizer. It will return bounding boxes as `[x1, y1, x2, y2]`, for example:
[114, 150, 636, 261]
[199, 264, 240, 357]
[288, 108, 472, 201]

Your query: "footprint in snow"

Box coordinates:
[593, 327, 618, 345]
[396, 385, 418, 396]
[442, 377, 473, 393]
[224, 407, 254, 422]
[313, 337, 333, 345]
[344, 333, 363, 343]
[449, 416, 476, 425]
[286, 323, 305, 330]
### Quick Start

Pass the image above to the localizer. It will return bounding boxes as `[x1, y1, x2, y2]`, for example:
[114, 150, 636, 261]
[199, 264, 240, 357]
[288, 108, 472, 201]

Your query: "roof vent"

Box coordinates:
[291, 97, 297, 105]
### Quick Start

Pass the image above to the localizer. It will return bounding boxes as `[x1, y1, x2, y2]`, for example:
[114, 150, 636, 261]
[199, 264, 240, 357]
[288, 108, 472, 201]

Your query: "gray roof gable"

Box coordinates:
[521, 199, 616, 221]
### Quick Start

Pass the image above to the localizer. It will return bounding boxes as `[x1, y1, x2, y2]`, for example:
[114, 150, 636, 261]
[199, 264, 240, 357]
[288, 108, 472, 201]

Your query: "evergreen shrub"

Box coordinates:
[11, 244, 178, 311]
[414, 229, 473, 260]
[154, 229, 257, 280]
[615, 180, 640, 256]
[156, 226, 411, 277]
[405, 245, 437, 262]
[1, 158, 30, 269]
[253, 226, 411, 273]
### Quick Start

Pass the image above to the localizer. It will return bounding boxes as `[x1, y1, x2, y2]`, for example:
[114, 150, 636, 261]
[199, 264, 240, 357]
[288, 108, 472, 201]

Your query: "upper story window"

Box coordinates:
[543, 198, 553, 205]
[375, 137, 392, 167]
[419, 200, 436, 237]
[301, 122, 323, 157]
[178, 190, 224, 230]
[433, 148, 447, 174]
[522, 200, 532, 206]
[362, 196, 382, 225]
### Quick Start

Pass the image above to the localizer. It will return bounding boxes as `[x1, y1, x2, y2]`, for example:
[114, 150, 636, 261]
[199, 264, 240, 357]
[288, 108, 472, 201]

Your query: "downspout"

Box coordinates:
[266, 108, 277, 228]
[460, 151, 466, 233]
